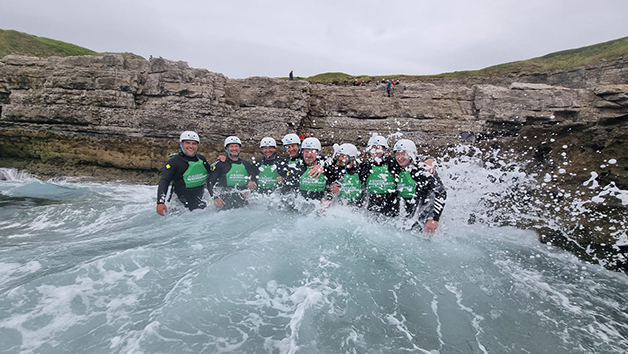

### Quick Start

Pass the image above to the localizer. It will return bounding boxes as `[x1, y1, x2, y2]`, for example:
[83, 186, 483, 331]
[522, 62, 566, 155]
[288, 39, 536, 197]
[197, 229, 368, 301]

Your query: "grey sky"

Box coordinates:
[2, 0, 627, 78]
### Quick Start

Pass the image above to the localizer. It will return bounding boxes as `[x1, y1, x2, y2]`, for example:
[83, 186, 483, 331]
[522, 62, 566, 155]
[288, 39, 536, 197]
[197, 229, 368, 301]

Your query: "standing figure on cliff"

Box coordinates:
[208, 136, 259, 210]
[253, 137, 284, 193]
[389, 139, 446, 233]
[156, 131, 212, 215]
[289, 70, 294, 81]
[386, 80, 392, 97]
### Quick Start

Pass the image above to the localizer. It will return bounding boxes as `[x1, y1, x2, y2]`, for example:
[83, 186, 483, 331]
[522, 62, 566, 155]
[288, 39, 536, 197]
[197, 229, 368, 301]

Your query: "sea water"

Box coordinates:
[0, 151, 627, 354]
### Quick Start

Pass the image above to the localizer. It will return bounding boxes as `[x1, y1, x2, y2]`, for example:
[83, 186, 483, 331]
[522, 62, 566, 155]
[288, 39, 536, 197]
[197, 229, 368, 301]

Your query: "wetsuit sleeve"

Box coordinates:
[244, 160, 259, 183]
[412, 170, 443, 222]
[157, 156, 180, 204]
[387, 157, 401, 179]
[277, 157, 289, 178]
[431, 173, 447, 221]
[207, 161, 222, 198]
[283, 160, 303, 192]
[358, 160, 372, 184]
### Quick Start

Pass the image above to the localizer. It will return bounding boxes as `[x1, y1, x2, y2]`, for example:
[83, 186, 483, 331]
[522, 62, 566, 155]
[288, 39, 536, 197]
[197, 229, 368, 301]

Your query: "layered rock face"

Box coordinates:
[1, 54, 627, 270]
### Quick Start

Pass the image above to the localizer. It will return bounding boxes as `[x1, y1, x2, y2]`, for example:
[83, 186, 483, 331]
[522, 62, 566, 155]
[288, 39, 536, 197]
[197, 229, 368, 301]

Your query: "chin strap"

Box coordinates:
[225, 149, 239, 161]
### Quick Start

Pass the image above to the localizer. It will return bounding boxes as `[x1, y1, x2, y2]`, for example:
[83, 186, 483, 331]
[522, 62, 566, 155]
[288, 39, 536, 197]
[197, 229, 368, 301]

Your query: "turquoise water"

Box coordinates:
[0, 160, 627, 354]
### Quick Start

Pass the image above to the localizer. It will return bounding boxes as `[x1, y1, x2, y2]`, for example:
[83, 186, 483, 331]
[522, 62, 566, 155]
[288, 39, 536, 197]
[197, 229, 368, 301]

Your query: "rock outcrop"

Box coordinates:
[1, 54, 627, 270]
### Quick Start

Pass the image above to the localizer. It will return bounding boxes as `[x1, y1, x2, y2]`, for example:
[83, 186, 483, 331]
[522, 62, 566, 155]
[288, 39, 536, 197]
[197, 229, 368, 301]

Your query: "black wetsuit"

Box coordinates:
[389, 161, 447, 228]
[157, 152, 211, 211]
[208, 157, 259, 210]
[277, 151, 303, 178]
[359, 156, 399, 216]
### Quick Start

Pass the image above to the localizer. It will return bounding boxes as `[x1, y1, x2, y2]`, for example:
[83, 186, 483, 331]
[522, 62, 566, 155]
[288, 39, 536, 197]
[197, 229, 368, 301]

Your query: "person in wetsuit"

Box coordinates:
[389, 139, 447, 233]
[253, 137, 284, 193]
[277, 133, 302, 179]
[156, 131, 211, 215]
[359, 134, 399, 216]
[283, 137, 332, 201]
[208, 136, 259, 210]
[328, 143, 364, 207]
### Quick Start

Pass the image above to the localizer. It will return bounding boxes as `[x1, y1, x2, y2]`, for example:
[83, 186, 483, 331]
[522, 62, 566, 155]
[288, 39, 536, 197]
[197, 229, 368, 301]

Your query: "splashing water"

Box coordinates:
[0, 153, 627, 354]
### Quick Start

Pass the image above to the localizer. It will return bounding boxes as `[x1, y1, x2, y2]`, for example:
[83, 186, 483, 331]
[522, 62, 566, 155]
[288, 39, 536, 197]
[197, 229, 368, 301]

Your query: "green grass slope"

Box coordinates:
[304, 35, 628, 83]
[0, 29, 98, 58]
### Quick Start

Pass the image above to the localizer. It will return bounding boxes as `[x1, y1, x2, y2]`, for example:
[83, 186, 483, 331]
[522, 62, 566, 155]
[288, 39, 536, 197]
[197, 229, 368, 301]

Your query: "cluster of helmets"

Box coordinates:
[180, 131, 416, 155]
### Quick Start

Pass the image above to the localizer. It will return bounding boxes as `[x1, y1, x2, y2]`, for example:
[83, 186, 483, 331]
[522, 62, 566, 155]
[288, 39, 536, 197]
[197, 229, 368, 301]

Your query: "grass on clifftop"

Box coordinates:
[302, 35, 628, 84]
[0, 29, 98, 58]
[455, 35, 628, 76]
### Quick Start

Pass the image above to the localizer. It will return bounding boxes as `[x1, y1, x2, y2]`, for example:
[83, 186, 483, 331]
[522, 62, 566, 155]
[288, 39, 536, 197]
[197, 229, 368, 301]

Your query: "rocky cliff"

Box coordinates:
[1, 54, 627, 270]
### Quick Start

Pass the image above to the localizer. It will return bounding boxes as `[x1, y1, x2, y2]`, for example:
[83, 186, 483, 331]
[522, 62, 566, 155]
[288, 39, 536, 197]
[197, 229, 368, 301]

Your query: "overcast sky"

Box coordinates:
[2, 0, 628, 79]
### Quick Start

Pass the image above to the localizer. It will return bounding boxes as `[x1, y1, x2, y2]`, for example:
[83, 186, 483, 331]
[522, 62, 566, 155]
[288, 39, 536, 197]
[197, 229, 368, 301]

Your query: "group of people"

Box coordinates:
[156, 131, 446, 233]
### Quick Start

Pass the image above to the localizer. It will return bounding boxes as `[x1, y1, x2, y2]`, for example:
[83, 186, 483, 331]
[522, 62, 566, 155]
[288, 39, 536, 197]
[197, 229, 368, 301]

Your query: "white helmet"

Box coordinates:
[179, 131, 200, 143]
[367, 135, 388, 149]
[260, 137, 277, 148]
[281, 133, 301, 145]
[224, 136, 242, 147]
[393, 139, 417, 154]
[301, 137, 321, 151]
[336, 143, 359, 158]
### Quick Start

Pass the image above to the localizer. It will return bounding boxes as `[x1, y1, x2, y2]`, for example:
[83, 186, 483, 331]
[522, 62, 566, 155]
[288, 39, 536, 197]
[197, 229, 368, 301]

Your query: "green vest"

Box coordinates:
[366, 165, 396, 194]
[299, 167, 327, 192]
[339, 173, 363, 199]
[226, 162, 249, 187]
[182, 159, 209, 188]
[397, 170, 417, 199]
[257, 163, 280, 189]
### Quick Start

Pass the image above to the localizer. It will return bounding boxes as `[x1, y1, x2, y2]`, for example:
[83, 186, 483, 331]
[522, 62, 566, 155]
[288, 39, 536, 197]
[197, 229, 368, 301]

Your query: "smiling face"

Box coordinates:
[226, 143, 241, 159]
[303, 148, 318, 165]
[261, 146, 276, 158]
[181, 140, 199, 157]
[395, 150, 412, 166]
[369, 145, 386, 159]
[285, 143, 300, 158]
[338, 153, 351, 167]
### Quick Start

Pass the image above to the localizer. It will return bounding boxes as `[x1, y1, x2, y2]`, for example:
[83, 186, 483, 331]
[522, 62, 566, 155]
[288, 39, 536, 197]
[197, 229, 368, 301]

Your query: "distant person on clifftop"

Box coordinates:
[289, 70, 294, 81]
[386, 80, 392, 97]
[156, 131, 212, 216]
